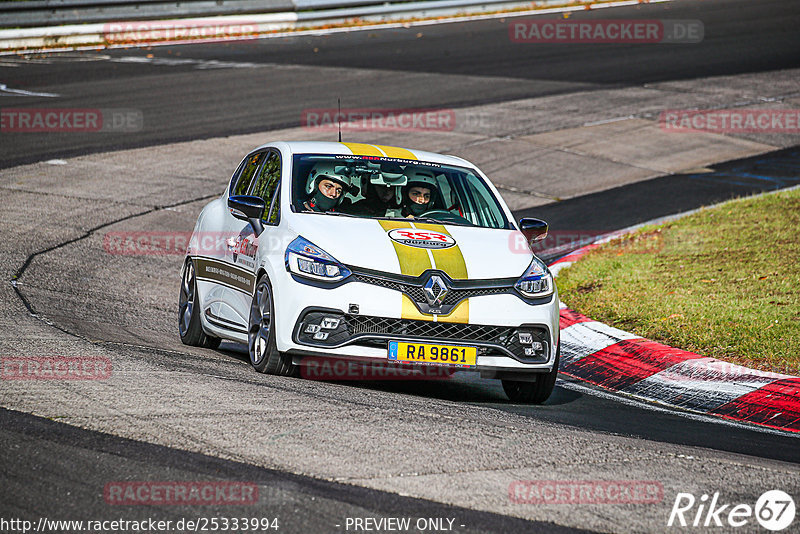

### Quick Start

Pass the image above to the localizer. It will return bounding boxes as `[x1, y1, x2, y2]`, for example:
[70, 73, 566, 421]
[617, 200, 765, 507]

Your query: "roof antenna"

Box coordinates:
[337, 98, 342, 142]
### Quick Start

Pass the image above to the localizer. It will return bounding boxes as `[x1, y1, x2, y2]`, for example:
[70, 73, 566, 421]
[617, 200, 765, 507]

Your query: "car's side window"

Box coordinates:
[232, 152, 265, 196]
[228, 158, 247, 194]
[250, 151, 281, 225]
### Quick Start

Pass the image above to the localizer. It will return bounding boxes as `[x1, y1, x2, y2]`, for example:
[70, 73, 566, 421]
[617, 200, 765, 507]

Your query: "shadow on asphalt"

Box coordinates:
[0, 408, 589, 534]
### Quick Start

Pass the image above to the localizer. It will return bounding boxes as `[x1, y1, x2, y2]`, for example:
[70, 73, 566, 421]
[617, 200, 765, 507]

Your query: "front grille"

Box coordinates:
[352, 274, 427, 302]
[348, 314, 512, 342]
[295, 311, 550, 363]
[442, 286, 508, 304]
[353, 272, 511, 310]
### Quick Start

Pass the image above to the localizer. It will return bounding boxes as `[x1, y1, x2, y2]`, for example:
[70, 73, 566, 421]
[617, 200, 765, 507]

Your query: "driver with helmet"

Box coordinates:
[401, 170, 440, 219]
[303, 162, 352, 212]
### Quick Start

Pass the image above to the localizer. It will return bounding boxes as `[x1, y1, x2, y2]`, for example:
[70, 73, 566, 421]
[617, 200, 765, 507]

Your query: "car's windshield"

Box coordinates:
[291, 154, 511, 229]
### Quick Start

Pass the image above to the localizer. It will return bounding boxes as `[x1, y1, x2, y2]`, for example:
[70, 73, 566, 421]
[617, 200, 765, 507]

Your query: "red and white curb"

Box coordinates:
[548, 236, 800, 435]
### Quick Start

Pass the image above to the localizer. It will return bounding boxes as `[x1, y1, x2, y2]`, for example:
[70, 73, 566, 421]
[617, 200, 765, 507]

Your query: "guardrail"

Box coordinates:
[0, 0, 629, 51]
[1, 0, 411, 28]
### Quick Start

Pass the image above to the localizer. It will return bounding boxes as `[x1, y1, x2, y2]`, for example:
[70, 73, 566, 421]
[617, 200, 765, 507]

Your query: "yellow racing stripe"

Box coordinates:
[379, 220, 470, 324]
[378, 220, 432, 277]
[375, 145, 417, 160]
[437, 300, 469, 324]
[341, 142, 383, 157]
[401, 294, 431, 321]
[413, 223, 469, 280]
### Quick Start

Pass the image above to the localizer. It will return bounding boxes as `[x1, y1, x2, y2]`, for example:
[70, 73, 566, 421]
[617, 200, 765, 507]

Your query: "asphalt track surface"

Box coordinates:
[528, 146, 800, 239]
[1, 0, 799, 167]
[2, 0, 800, 532]
[2, 408, 584, 534]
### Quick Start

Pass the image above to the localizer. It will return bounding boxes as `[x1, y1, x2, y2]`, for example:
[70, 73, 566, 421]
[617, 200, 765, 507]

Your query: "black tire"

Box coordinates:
[248, 274, 296, 376]
[178, 259, 221, 349]
[502, 343, 560, 404]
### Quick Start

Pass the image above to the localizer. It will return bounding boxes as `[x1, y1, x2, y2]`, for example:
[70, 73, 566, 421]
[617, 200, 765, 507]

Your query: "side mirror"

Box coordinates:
[519, 217, 548, 244]
[228, 195, 266, 237]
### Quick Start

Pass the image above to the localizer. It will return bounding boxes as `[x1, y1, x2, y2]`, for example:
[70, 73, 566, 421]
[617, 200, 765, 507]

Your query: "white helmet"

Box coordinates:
[306, 162, 352, 205]
[369, 161, 408, 187]
[403, 170, 440, 204]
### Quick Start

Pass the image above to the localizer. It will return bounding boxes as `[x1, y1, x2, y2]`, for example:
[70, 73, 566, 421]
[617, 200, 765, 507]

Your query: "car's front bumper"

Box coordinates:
[272, 271, 560, 373]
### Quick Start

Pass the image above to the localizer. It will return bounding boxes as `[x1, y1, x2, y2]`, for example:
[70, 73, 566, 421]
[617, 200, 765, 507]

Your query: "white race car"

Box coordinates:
[179, 142, 560, 403]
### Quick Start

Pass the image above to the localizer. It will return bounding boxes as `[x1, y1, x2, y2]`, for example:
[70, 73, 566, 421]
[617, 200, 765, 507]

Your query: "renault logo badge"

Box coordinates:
[423, 275, 449, 307]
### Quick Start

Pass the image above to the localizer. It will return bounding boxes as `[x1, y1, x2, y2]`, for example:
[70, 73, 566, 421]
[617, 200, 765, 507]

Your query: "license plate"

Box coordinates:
[387, 341, 477, 367]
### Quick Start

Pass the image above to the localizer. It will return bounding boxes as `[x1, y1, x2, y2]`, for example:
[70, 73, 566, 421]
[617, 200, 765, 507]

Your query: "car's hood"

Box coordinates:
[287, 215, 533, 280]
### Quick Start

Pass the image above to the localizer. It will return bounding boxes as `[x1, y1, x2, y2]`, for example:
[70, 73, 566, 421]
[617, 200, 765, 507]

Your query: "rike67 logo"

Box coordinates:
[668, 490, 795, 531]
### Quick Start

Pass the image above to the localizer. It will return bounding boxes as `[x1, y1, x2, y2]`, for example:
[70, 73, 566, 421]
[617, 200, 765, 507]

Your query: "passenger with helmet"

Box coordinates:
[303, 162, 351, 212]
[348, 162, 406, 218]
[401, 170, 440, 219]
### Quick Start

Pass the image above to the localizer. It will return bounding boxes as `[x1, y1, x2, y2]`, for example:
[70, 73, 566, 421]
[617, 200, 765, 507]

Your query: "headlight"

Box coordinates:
[514, 256, 553, 298]
[285, 236, 352, 282]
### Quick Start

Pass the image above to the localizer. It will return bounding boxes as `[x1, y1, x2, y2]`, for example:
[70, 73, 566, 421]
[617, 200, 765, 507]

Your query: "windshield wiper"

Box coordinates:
[437, 219, 474, 227]
[378, 215, 479, 227]
[300, 210, 357, 217]
[416, 218, 462, 226]
[327, 212, 357, 217]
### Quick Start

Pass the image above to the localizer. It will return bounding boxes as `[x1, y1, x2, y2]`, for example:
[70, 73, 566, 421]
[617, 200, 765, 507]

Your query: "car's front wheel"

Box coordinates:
[248, 274, 296, 376]
[502, 343, 560, 404]
[178, 259, 221, 349]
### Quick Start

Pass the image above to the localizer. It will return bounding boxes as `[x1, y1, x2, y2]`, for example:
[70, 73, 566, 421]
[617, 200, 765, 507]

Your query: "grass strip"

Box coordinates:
[556, 188, 800, 374]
